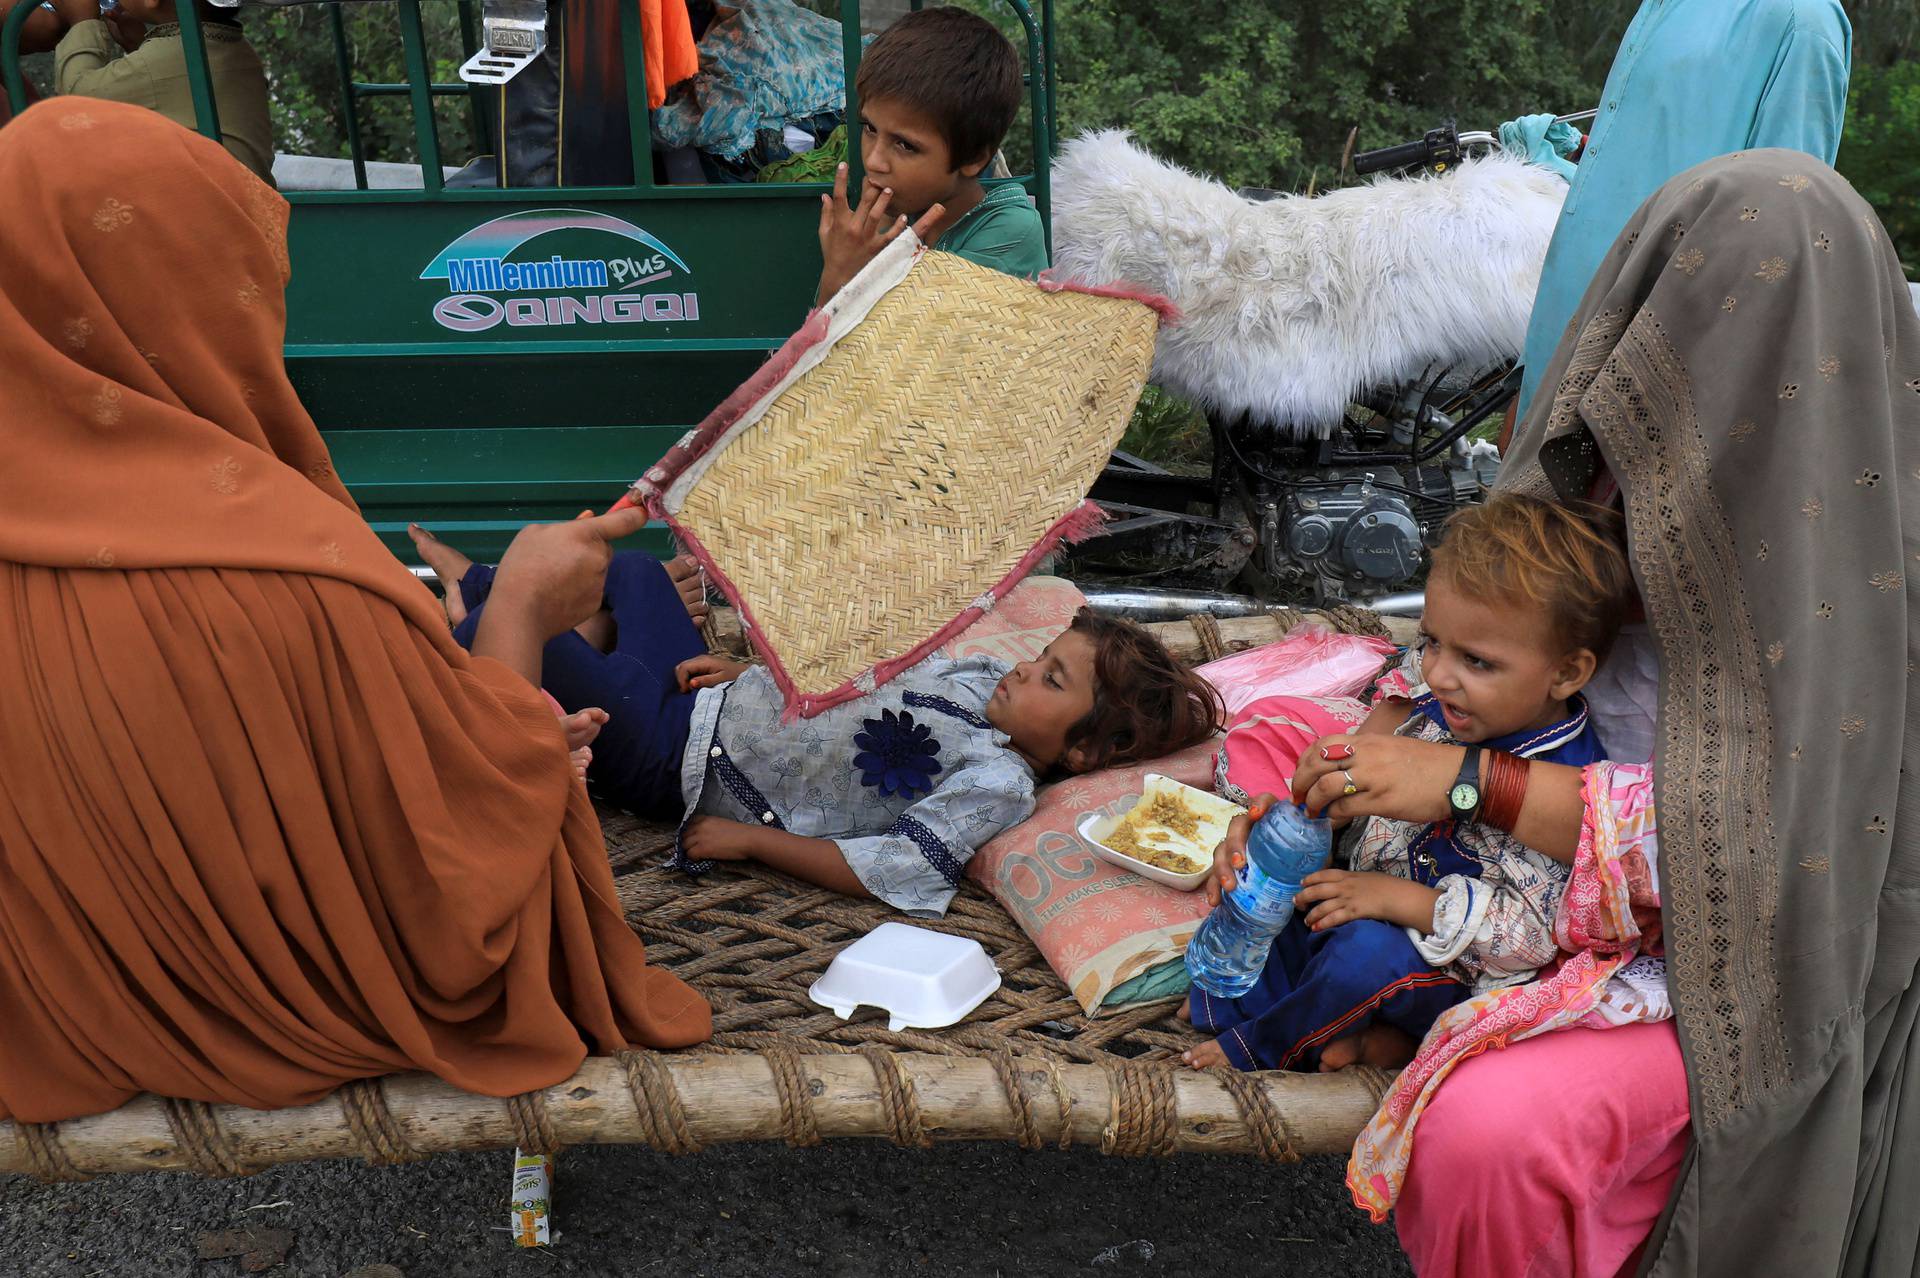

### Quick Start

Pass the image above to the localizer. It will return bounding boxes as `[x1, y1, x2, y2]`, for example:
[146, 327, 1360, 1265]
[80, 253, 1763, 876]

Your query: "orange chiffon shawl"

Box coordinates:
[0, 101, 710, 1123]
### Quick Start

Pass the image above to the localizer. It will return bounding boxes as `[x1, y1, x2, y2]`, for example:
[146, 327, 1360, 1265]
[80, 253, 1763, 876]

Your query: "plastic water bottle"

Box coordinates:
[1185, 802, 1332, 998]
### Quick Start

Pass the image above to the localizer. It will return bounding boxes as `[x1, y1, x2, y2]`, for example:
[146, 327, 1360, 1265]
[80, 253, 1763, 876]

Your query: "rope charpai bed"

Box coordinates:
[3, 609, 1410, 1182]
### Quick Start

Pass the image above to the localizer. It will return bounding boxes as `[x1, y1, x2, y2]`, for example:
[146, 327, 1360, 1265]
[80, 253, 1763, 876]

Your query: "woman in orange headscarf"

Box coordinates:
[0, 99, 710, 1124]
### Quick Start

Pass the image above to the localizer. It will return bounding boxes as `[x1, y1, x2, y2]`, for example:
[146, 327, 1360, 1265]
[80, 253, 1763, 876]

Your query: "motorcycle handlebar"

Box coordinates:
[1352, 138, 1432, 175]
[1350, 110, 1594, 176]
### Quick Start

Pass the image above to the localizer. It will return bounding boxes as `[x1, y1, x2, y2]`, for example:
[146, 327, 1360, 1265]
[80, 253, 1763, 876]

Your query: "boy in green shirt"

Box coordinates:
[47, 0, 273, 185]
[814, 6, 1046, 304]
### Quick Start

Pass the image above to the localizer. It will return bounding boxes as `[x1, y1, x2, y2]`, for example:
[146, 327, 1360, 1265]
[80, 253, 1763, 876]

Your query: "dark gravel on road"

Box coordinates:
[1, 1142, 1413, 1277]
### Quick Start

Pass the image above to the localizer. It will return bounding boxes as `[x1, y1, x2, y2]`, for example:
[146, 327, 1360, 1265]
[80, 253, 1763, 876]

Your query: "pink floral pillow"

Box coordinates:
[969, 694, 1371, 1015]
[967, 740, 1220, 1015]
[957, 585, 1377, 1013]
[943, 575, 1086, 664]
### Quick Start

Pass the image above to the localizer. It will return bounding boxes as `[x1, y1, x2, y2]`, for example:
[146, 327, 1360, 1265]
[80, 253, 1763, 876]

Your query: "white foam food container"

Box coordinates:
[807, 921, 1001, 1031]
[1078, 773, 1247, 892]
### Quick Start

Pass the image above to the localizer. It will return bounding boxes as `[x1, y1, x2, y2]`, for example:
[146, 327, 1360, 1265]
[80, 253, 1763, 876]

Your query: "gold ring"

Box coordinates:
[1341, 770, 1359, 797]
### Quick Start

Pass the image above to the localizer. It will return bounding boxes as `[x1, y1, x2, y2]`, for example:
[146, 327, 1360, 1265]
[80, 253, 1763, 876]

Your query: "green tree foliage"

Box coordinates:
[1838, 59, 1920, 271]
[250, 4, 476, 163]
[1047, 0, 1914, 260]
[1051, 0, 1625, 193]
[1850, 0, 1920, 64]
[31, 0, 1906, 261]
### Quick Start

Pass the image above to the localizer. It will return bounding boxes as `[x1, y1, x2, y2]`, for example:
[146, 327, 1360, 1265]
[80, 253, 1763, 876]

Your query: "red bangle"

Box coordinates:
[1479, 751, 1530, 833]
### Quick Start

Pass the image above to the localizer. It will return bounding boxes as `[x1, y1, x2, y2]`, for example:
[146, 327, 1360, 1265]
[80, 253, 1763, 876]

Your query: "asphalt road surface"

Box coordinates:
[1, 1142, 1414, 1277]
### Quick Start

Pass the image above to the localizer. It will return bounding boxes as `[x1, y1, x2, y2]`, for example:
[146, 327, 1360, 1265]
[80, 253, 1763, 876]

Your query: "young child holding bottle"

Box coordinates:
[1182, 494, 1634, 1072]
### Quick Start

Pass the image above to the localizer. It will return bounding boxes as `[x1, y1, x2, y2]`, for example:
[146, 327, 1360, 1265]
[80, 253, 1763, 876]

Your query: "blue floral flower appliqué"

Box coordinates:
[853, 709, 943, 800]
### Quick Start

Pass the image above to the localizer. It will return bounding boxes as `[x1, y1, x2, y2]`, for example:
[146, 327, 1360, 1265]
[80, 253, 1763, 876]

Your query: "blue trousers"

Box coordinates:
[1188, 917, 1467, 1072]
[451, 552, 705, 819]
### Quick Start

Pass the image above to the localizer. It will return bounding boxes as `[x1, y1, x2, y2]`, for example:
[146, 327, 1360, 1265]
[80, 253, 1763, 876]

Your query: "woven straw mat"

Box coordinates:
[600, 802, 1200, 1060]
[673, 251, 1159, 697]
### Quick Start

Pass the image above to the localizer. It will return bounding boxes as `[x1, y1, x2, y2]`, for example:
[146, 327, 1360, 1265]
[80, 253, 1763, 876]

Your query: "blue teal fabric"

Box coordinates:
[653, 0, 862, 161]
[1104, 960, 1193, 1008]
[1498, 112, 1581, 183]
[1515, 0, 1851, 418]
[1189, 918, 1467, 1071]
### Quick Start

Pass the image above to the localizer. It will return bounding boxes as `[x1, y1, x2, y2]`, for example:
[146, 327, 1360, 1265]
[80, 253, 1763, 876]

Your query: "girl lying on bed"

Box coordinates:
[412, 530, 1222, 916]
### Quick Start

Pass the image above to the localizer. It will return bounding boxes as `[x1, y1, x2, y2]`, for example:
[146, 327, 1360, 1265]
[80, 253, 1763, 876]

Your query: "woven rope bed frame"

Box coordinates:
[1, 612, 1406, 1180]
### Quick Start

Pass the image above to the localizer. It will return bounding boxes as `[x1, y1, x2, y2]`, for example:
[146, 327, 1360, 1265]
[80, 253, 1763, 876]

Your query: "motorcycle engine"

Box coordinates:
[1272, 450, 1501, 591]
[1081, 364, 1517, 604]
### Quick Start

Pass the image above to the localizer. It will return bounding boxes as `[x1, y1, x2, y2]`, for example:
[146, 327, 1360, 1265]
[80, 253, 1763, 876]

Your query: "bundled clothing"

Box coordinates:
[654, 0, 858, 161]
[452, 555, 1037, 917]
[637, 0, 700, 109]
[755, 122, 846, 184]
[0, 102, 709, 1124]
[1191, 652, 1606, 1071]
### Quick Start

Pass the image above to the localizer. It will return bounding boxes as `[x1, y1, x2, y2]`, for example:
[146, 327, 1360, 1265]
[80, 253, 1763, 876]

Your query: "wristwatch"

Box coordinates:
[1448, 745, 1484, 824]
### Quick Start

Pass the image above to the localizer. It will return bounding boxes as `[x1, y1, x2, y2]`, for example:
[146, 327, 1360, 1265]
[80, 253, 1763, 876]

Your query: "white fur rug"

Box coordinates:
[1048, 130, 1569, 434]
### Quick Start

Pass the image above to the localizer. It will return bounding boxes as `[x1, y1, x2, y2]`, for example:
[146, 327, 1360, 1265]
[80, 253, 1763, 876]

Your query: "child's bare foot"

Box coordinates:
[569, 745, 592, 781]
[1358, 1023, 1418, 1070]
[1318, 1032, 1366, 1073]
[560, 707, 607, 752]
[666, 556, 710, 624]
[1177, 996, 1192, 1022]
[1181, 1036, 1229, 1070]
[407, 523, 474, 627]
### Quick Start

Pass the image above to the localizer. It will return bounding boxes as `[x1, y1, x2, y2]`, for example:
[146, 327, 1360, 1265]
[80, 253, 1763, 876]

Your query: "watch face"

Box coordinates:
[1450, 782, 1480, 811]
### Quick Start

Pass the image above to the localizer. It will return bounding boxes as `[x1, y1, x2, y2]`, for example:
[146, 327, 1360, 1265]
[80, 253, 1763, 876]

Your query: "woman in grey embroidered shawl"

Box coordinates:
[1265, 150, 1920, 1275]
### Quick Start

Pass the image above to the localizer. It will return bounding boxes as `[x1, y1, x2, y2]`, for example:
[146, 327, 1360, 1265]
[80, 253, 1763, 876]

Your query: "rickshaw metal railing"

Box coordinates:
[0, 0, 1059, 563]
[6, 0, 1054, 227]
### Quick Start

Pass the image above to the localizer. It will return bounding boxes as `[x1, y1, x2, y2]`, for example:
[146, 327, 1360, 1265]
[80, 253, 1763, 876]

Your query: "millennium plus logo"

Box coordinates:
[420, 209, 698, 333]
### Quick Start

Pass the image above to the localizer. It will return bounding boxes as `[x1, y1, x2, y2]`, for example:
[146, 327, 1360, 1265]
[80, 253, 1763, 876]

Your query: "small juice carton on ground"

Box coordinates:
[509, 1148, 554, 1247]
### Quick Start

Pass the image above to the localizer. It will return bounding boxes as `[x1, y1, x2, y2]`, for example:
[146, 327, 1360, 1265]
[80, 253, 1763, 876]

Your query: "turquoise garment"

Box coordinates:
[1498, 113, 1580, 183]
[1515, 0, 1851, 417]
[1105, 959, 1191, 1008]
[936, 182, 1049, 280]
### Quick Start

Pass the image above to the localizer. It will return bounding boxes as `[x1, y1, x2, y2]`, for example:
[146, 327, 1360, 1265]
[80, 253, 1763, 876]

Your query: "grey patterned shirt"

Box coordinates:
[675, 655, 1037, 915]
